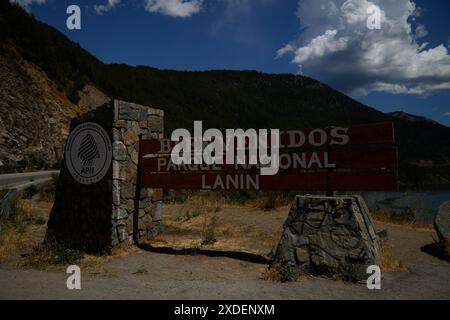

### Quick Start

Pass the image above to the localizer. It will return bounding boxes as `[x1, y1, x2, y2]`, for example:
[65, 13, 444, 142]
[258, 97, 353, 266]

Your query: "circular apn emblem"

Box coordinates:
[65, 122, 112, 185]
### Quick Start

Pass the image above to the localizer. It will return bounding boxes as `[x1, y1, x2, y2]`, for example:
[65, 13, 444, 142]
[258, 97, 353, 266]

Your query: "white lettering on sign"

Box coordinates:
[171, 121, 280, 176]
[170, 122, 349, 176]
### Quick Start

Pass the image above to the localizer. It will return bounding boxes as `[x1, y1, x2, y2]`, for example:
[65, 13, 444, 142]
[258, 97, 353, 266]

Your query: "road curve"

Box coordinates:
[0, 170, 60, 190]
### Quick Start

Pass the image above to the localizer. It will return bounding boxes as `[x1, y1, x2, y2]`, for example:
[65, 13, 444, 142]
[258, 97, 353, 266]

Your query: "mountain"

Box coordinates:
[388, 111, 440, 125]
[0, 0, 449, 188]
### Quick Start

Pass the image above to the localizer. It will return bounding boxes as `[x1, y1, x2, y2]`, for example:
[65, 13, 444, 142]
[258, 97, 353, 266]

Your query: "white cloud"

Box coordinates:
[276, 44, 295, 58]
[277, 0, 450, 96]
[292, 30, 349, 65]
[94, 0, 121, 15]
[444, 112, 450, 117]
[144, 0, 202, 18]
[10, 0, 46, 10]
[414, 24, 428, 39]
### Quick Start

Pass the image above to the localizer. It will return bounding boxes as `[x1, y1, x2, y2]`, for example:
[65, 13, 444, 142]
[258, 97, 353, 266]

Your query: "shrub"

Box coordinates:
[23, 185, 38, 199]
[0, 164, 16, 174]
[201, 216, 217, 245]
[192, 208, 201, 217]
[257, 193, 277, 211]
[262, 265, 298, 282]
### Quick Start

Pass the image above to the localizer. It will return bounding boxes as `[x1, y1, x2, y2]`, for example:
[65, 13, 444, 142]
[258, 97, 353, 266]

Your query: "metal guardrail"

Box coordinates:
[0, 189, 18, 219]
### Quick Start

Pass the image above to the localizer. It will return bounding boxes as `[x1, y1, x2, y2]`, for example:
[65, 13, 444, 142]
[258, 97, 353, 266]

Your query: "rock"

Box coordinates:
[138, 109, 147, 122]
[112, 128, 122, 141]
[118, 103, 138, 121]
[112, 141, 128, 161]
[112, 160, 127, 181]
[146, 221, 163, 239]
[272, 195, 379, 282]
[121, 181, 134, 199]
[126, 199, 135, 213]
[127, 214, 134, 234]
[152, 202, 163, 221]
[147, 107, 164, 117]
[435, 201, 450, 259]
[140, 188, 153, 200]
[111, 225, 119, 246]
[113, 206, 128, 220]
[143, 200, 156, 213]
[122, 130, 138, 147]
[112, 181, 120, 206]
[130, 148, 139, 165]
[152, 188, 163, 202]
[148, 115, 163, 132]
[117, 225, 129, 242]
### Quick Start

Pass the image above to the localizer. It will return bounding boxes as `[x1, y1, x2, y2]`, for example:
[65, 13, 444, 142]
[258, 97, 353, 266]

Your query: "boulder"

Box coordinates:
[434, 201, 450, 259]
[272, 195, 379, 282]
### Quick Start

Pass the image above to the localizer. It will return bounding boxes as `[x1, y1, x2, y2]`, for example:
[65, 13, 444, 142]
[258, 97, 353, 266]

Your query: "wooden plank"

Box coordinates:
[140, 147, 398, 173]
[140, 122, 395, 155]
[279, 122, 395, 148]
[140, 172, 398, 191]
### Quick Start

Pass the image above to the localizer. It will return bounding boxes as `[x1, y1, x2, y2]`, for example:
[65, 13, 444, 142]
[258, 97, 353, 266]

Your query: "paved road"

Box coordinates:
[0, 170, 59, 190]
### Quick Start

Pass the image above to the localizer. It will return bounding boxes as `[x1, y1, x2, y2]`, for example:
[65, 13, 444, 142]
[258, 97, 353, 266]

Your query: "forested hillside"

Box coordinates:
[0, 0, 449, 188]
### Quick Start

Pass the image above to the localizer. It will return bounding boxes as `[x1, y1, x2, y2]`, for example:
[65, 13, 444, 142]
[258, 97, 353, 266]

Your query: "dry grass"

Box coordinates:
[166, 190, 293, 210]
[378, 239, 407, 272]
[252, 193, 289, 211]
[260, 265, 301, 282]
[370, 206, 433, 230]
[0, 197, 136, 275]
[201, 215, 217, 245]
[174, 192, 434, 231]
[371, 212, 433, 230]
[0, 199, 49, 263]
[156, 205, 279, 256]
[155, 192, 287, 254]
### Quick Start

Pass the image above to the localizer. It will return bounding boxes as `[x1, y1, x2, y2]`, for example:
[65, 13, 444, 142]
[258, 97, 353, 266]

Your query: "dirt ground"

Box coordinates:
[0, 201, 449, 300]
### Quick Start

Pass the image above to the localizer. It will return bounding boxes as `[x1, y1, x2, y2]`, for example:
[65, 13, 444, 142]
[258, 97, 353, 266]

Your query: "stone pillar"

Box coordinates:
[272, 195, 379, 282]
[46, 100, 164, 253]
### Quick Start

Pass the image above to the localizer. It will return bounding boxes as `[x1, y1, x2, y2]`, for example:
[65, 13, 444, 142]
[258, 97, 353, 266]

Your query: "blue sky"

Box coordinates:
[16, 0, 450, 126]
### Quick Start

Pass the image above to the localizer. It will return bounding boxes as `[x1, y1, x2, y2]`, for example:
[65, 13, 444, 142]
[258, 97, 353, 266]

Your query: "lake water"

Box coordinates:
[361, 190, 450, 224]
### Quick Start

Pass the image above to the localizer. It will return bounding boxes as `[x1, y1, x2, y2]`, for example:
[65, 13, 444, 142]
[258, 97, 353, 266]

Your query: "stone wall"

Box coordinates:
[46, 100, 164, 252]
[272, 195, 379, 282]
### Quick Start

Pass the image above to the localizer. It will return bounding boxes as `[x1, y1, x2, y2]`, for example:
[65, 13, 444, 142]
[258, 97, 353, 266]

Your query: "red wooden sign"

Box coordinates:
[139, 122, 398, 191]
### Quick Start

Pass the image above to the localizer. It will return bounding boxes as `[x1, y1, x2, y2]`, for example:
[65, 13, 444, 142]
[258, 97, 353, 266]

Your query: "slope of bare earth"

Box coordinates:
[0, 46, 109, 167]
[0, 202, 449, 300]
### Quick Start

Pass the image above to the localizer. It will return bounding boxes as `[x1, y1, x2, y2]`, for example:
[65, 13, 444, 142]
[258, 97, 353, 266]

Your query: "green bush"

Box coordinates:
[23, 185, 38, 199]
[0, 164, 16, 174]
